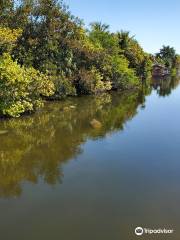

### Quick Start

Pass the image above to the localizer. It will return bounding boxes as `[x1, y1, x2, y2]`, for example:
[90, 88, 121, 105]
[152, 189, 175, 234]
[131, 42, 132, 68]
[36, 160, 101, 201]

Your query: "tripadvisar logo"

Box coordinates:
[135, 226, 174, 236]
[135, 227, 144, 236]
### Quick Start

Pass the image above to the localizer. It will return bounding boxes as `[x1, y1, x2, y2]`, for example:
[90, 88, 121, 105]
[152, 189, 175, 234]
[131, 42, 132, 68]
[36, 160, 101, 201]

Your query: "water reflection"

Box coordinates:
[0, 89, 150, 198]
[0, 75, 179, 198]
[152, 75, 180, 97]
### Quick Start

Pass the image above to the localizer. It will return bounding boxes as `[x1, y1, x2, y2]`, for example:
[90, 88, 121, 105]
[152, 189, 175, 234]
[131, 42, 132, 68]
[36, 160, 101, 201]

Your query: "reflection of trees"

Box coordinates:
[152, 75, 180, 97]
[137, 81, 152, 108]
[0, 89, 148, 198]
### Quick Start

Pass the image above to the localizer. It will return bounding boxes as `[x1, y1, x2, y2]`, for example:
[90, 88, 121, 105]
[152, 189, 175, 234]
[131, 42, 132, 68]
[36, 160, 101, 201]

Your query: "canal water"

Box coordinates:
[0, 77, 180, 240]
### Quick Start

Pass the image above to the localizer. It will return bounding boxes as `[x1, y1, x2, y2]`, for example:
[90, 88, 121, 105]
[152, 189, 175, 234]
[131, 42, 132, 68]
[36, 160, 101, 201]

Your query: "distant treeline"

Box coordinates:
[0, 0, 179, 117]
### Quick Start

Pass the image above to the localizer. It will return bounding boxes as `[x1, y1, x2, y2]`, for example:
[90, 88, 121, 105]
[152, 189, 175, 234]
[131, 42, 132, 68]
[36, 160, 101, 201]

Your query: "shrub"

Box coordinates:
[0, 27, 22, 54]
[0, 53, 55, 117]
[101, 55, 138, 90]
[52, 76, 77, 99]
[76, 67, 111, 94]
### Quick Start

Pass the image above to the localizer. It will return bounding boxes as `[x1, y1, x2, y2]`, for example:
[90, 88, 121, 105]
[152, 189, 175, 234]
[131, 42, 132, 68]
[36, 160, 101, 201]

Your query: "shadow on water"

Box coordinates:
[0, 75, 179, 198]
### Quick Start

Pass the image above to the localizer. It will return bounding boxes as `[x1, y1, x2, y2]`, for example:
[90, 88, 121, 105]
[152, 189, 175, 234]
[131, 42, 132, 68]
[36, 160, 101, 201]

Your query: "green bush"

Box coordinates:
[101, 55, 138, 90]
[0, 27, 22, 55]
[76, 67, 111, 94]
[0, 53, 55, 117]
[52, 76, 77, 99]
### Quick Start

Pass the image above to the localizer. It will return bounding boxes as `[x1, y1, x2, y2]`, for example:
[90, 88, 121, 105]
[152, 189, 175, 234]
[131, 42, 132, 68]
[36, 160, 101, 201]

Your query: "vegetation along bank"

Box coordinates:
[0, 0, 179, 117]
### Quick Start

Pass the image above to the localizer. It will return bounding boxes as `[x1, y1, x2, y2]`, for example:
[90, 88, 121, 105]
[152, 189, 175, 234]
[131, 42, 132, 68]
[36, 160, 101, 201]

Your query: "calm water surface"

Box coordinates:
[0, 77, 180, 240]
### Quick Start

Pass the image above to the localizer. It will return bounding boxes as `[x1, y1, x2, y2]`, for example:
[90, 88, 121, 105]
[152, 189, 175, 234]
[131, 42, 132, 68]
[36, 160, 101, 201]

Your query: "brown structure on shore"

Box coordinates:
[152, 64, 169, 77]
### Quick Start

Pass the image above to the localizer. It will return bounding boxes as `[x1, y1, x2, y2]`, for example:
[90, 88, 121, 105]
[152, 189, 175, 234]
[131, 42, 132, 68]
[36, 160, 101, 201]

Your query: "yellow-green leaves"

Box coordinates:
[0, 53, 55, 117]
[0, 27, 22, 53]
[0, 27, 22, 44]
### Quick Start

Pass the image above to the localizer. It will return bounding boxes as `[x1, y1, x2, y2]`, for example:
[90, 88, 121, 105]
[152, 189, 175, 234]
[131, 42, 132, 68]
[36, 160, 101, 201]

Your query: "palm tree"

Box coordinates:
[156, 45, 176, 68]
[117, 30, 135, 50]
[90, 21, 109, 32]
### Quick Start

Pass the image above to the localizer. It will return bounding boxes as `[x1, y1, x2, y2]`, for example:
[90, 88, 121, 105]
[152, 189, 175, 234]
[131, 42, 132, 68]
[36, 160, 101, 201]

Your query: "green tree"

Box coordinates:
[156, 45, 176, 69]
[0, 26, 54, 117]
[117, 31, 152, 79]
[117, 31, 134, 50]
[0, 0, 14, 27]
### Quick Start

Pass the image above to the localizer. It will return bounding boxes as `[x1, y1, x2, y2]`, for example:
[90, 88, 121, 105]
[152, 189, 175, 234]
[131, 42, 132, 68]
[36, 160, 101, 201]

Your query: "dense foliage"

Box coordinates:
[2, 0, 177, 117]
[155, 45, 179, 76]
[117, 31, 152, 79]
[0, 53, 54, 117]
[0, 25, 54, 117]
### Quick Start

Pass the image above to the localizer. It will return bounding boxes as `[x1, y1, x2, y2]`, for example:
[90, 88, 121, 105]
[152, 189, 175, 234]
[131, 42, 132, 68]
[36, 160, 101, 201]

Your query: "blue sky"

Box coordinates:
[65, 0, 180, 54]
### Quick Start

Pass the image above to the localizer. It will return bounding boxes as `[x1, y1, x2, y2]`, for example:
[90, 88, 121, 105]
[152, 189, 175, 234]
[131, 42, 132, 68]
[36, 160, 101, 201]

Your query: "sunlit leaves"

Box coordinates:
[0, 27, 22, 54]
[0, 53, 54, 117]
